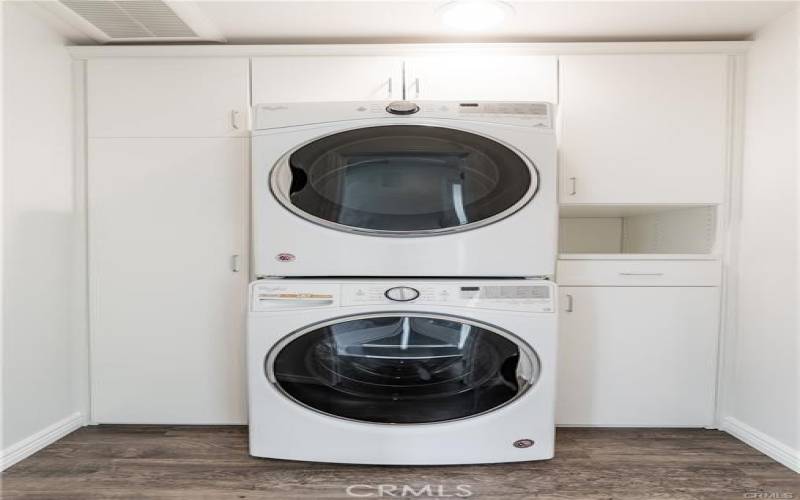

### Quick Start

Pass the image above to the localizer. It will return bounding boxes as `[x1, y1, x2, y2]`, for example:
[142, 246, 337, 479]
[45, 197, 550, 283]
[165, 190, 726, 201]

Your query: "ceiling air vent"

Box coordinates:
[53, 0, 224, 43]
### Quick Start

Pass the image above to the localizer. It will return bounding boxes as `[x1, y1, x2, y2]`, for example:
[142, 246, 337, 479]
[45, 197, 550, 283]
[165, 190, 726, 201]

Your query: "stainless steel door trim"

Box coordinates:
[263, 311, 542, 426]
[266, 122, 541, 238]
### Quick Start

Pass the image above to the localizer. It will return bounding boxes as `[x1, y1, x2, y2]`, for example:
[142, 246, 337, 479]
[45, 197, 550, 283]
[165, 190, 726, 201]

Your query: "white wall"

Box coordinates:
[1, 2, 85, 468]
[722, 7, 800, 472]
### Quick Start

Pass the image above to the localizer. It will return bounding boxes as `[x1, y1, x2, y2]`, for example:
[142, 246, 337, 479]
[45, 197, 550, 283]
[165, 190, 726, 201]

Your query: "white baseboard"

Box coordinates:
[722, 417, 800, 473]
[1, 412, 85, 471]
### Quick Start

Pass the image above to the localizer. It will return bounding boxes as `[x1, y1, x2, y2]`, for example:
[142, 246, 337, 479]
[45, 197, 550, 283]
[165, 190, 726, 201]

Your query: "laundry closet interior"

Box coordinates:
[83, 47, 729, 427]
[3, 0, 798, 496]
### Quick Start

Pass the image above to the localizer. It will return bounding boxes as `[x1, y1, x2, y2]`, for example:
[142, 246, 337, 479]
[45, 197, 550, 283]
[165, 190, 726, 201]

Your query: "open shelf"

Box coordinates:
[559, 205, 719, 258]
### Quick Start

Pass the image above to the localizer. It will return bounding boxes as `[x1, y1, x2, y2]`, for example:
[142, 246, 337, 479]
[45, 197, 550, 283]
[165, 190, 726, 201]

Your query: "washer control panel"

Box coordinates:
[341, 283, 554, 312]
[251, 281, 555, 313]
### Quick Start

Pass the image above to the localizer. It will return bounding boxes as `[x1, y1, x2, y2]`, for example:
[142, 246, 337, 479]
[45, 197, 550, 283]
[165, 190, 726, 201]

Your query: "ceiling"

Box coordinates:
[34, 0, 798, 45]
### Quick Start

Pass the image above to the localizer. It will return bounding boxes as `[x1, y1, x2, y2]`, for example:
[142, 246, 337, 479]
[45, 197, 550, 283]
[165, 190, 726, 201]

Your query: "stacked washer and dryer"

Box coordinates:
[248, 100, 558, 465]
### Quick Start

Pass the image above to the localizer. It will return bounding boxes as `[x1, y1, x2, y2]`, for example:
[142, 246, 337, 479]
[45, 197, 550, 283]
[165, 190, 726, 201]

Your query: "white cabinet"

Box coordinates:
[556, 285, 719, 427]
[251, 54, 558, 103]
[251, 56, 402, 103]
[89, 138, 249, 424]
[404, 55, 558, 102]
[559, 54, 729, 204]
[88, 58, 250, 137]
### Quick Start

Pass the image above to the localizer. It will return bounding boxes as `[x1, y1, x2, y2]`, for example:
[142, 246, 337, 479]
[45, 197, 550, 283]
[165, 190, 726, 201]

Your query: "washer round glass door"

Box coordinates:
[267, 314, 540, 424]
[270, 125, 538, 236]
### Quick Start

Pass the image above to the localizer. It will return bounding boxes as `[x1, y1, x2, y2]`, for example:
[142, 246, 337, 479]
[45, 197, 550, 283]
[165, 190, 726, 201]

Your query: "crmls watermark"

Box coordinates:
[744, 493, 795, 499]
[345, 484, 473, 498]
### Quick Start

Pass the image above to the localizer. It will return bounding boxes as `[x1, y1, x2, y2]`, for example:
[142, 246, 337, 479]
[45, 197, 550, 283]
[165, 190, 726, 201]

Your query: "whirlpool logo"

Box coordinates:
[345, 484, 473, 497]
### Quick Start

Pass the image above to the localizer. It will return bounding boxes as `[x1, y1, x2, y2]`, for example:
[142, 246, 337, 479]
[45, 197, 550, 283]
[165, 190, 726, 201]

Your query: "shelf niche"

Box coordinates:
[559, 205, 718, 257]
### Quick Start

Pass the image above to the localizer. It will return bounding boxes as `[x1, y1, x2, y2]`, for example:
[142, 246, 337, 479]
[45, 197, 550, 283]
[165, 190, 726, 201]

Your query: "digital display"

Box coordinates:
[481, 286, 549, 299]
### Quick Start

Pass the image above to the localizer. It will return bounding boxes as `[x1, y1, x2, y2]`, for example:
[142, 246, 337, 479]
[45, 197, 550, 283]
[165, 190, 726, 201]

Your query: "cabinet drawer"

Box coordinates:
[557, 259, 721, 286]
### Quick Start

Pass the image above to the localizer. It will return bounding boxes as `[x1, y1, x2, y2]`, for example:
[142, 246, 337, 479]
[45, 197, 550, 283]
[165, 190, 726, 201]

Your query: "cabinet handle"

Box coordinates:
[565, 294, 574, 313]
[387, 77, 393, 99]
[413, 78, 420, 98]
[618, 272, 664, 276]
[568, 177, 577, 196]
[231, 110, 241, 130]
[231, 254, 241, 273]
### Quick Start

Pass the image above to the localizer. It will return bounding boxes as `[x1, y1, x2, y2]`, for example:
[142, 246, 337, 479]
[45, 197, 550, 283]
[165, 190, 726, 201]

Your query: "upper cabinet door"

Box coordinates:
[88, 58, 250, 138]
[404, 55, 558, 102]
[559, 54, 729, 204]
[251, 56, 402, 103]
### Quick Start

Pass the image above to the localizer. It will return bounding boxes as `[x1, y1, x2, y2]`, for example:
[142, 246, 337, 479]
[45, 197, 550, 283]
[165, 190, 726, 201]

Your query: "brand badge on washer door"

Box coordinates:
[276, 253, 296, 262]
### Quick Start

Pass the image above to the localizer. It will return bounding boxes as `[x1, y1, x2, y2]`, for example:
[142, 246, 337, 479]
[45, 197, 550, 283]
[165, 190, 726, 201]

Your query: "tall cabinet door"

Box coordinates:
[88, 58, 250, 137]
[556, 286, 719, 426]
[251, 56, 402, 103]
[404, 55, 558, 102]
[559, 54, 729, 204]
[89, 138, 249, 423]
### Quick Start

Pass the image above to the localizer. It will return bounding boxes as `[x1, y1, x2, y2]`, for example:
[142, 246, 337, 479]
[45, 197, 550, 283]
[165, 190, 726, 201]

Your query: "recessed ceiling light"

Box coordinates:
[438, 0, 514, 31]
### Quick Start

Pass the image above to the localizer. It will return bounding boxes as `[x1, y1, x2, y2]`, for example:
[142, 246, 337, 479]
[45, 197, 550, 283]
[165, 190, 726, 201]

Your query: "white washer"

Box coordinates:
[247, 278, 557, 465]
[252, 101, 557, 278]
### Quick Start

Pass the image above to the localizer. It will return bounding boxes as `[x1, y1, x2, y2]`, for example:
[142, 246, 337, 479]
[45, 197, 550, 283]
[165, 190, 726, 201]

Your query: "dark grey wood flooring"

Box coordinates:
[2, 426, 797, 499]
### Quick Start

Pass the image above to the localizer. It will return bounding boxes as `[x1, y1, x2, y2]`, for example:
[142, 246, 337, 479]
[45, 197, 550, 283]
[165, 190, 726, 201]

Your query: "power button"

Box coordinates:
[384, 286, 420, 302]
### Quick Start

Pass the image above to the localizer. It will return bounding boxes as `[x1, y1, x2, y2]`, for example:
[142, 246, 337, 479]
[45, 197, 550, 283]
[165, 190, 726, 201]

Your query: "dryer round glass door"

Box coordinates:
[266, 314, 540, 424]
[270, 125, 538, 236]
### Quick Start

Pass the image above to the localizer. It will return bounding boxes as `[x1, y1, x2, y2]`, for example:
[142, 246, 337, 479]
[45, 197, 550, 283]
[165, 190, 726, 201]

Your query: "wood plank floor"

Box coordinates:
[2, 426, 797, 499]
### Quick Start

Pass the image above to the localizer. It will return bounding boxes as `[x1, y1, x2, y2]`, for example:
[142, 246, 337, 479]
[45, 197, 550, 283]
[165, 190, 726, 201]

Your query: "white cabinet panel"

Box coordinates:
[252, 56, 401, 103]
[556, 286, 719, 426]
[559, 54, 729, 204]
[88, 58, 250, 137]
[405, 55, 558, 102]
[89, 138, 249, 424]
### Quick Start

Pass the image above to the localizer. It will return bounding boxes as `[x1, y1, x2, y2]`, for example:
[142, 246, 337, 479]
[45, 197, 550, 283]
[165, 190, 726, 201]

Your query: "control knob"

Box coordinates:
[384, 286, 420, 302]
[386, 101, 420, 115]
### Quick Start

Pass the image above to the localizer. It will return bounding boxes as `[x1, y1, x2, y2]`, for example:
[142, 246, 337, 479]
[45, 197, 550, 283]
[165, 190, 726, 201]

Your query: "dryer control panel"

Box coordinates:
[253, 100, 554, 130]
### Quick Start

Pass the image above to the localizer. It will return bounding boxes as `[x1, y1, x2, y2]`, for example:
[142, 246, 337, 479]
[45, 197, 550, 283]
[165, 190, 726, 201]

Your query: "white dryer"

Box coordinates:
[247, 278, 557, 465]
[252, 101, 557, 278]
